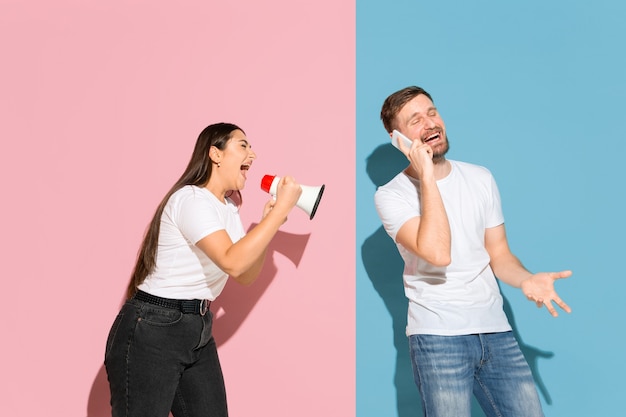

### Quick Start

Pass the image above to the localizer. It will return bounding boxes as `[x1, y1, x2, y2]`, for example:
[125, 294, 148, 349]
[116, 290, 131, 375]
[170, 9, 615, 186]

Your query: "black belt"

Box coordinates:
[134, 290, 211, 316]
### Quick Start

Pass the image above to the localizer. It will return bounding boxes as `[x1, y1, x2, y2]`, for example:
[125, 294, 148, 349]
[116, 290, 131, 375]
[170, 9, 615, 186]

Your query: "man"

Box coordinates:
[374, 86, 571, 417]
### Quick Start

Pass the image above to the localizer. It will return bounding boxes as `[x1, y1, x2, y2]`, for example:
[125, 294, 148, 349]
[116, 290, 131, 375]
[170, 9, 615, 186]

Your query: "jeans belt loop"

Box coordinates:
[200, 299, 209, 316]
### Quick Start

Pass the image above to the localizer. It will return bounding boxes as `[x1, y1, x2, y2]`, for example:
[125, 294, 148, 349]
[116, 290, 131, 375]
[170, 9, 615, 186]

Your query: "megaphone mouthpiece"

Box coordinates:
[260, 174, 325, 220]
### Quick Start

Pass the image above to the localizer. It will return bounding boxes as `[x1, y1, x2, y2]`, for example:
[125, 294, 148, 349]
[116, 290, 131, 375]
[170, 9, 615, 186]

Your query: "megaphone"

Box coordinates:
[261, 175, 325, 220]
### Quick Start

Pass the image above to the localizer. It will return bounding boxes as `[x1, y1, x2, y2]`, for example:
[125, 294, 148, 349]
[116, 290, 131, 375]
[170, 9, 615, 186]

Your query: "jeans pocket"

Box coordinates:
[139, 306, 184, 326]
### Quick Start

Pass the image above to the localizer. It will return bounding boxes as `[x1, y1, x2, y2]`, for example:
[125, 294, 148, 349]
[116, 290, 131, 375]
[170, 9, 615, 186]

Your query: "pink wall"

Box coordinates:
[0, 1, 355, 416]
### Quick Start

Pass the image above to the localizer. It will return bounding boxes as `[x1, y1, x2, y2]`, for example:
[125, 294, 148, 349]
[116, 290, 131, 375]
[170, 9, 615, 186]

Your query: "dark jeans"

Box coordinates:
[105, 298, 227, 417]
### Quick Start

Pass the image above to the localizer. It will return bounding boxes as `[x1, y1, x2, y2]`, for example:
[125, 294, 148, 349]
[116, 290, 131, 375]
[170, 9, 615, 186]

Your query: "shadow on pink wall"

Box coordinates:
[86, 227, 310, 416]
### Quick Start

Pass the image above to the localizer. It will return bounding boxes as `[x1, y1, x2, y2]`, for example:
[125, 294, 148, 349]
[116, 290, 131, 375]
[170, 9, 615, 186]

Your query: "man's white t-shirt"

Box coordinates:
[374, 160, 512, 336]
[138, 185, 245, 301]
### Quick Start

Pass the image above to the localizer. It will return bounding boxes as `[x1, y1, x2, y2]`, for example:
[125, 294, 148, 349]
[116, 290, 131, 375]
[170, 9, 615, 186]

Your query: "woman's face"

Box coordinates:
[216, 129, 256, 191]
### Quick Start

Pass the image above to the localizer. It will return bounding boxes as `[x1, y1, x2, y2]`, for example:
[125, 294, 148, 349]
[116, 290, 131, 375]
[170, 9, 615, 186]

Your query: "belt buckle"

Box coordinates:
[199, 299, 209, 316]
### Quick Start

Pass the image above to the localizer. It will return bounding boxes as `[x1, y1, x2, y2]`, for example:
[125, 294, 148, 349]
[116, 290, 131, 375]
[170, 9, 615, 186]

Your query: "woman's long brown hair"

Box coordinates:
[125, 122, 244, 299]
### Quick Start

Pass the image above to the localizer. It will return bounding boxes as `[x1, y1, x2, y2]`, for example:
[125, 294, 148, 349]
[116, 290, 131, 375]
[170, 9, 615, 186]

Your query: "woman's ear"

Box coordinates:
[209, 146, 221, 164]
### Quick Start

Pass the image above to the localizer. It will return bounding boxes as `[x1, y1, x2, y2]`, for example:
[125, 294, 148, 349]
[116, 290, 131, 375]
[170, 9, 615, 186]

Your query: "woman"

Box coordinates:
[104, 122, 302, 417]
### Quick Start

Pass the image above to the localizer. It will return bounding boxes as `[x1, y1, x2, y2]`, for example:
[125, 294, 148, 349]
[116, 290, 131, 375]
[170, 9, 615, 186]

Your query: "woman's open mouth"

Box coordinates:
[240, 164, 250, 179]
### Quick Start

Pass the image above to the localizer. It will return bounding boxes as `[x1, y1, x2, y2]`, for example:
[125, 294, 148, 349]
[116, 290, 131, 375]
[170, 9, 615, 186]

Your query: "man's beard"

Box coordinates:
[432, 136, 450, 164]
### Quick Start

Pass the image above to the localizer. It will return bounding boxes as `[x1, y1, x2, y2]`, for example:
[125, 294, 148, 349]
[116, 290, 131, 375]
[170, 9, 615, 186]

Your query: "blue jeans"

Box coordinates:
[105, 298, 227, 417]
[409, 332, 543, 417]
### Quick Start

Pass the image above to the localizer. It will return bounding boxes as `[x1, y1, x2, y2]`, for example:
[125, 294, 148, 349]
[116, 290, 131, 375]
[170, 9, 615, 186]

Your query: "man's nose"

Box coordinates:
[424, 116, 437, 128]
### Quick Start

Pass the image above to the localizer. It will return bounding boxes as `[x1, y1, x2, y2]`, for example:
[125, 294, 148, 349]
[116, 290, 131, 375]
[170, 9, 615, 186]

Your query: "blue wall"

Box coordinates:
[356, 1, 626, 416]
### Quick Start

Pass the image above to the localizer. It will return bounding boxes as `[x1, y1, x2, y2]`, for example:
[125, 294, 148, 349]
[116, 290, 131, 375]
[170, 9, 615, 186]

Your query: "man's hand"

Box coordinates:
[407, 143, 435, 180]
[520, 270, 572, 317]
[395, 131, 434, 180]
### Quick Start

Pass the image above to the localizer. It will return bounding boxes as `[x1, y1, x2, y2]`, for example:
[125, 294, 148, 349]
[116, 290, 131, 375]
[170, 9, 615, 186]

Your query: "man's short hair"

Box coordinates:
[380, 86, 433, 133]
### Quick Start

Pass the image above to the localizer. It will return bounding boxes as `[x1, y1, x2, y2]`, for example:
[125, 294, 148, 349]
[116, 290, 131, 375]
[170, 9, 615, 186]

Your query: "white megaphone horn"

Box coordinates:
[261, 175, 325, 220]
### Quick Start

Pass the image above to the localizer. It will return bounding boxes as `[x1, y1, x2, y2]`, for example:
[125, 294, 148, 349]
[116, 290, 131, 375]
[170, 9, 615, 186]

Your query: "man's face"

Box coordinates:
[395, 94, 449, 161]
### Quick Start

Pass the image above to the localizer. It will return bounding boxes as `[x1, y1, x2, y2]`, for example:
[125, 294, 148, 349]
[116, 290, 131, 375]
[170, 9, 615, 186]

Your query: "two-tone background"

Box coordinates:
[2, 1, 625, 416]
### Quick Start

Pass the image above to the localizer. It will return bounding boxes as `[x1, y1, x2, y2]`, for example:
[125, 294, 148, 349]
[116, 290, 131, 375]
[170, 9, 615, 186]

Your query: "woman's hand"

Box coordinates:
[261, 175, 302, 221]
[273, 175, 302, 212]
[261, 199, 276, 219]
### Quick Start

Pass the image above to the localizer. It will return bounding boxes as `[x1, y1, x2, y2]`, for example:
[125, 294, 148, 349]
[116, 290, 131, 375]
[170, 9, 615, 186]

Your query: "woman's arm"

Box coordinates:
[196, 176, 301, 285]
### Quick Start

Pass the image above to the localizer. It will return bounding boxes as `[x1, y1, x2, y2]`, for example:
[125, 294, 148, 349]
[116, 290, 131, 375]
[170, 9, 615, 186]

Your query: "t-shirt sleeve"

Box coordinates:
[175, 192, 226, 244]
[485, 173, 505, 228]
[374, 185, 420, 242]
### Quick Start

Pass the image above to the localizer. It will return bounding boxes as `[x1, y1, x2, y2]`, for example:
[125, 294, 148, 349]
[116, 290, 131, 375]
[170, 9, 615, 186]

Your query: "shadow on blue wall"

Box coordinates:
[361, 144, 554, 416]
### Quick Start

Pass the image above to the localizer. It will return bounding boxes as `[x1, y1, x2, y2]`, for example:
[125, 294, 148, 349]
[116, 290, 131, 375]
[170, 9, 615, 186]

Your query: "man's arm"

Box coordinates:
[394, 137, 451, 266]
[395, 178, 451, 266]
[485, 224, 572, 317]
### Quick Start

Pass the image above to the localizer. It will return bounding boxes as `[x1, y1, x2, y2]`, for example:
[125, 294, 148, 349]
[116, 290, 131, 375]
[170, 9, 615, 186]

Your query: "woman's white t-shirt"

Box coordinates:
[137, 185, 245, 300]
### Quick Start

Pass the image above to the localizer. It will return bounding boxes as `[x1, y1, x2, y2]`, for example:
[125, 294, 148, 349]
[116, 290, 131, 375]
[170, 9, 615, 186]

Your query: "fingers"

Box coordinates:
[546, 272, 572, 315]
[544, 298, 571, 317]
[552, 270, 573, 280]
[279, 175, 295, 186]
[528, 295, 559, 317]
[554, 296, 572, 314]
[261, 199, 276, 219]
[543, 300, 559, 317]
[527, 294, 572, 316]
[409, 143, 433, 159]
[406, 144, 435, 180]
[277, 175, 299, 193]
[280, 175, 301, 189]
[522, 271, 572, 317]
[275, 175, 302, 209]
